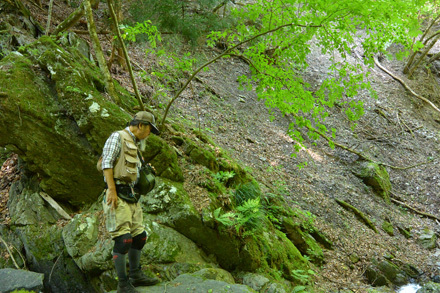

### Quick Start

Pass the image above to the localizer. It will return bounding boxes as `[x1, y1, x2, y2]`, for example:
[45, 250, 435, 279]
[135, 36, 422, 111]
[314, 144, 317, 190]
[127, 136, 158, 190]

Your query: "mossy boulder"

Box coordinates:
[418, 282, 440, 292]
[352, 162, 391, 203]
[0, 36, 148, 206]
[365, 258, 418, 287]
[183, 138, 219, 172]
[142, 221, 213, 266]
[281, 217, 324, 265]
[62, 212, 114, 273]
[142, 135, 183, 182]
[151, 180, 309, 279]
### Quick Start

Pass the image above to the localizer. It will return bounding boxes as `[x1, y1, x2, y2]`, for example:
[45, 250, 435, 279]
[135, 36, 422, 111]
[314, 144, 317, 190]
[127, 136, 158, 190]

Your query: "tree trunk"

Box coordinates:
[107, 0, 126, 70]
[404, 13, 440, 74]
[84, 0, 120, 103]
[107, 0, 145, 110]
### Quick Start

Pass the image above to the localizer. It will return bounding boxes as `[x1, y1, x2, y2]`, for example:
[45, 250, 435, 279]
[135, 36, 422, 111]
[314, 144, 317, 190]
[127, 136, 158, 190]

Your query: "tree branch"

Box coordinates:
[160, 22, 323, 127]
[374, 56, 440, 115]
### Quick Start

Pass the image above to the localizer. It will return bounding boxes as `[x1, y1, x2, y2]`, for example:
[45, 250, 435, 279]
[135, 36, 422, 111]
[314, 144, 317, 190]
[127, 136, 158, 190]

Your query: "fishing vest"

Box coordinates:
[113, 130, 140, 183]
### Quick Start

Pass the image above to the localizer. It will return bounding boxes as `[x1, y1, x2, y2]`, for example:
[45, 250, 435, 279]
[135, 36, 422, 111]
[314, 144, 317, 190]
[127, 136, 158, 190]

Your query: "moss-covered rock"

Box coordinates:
[397, 225, 412, 239]
[281, 217, 324, 266]
[382, 221, 394, 236]
[142, 135, 183, 182]
[417, 229, 437, 250]
[0, 36, 148, 206]
[417, 281, 440, 293]
[62, 212, 113, 273]
[352, 162, 391, 203]
[365, 258, 418, 287]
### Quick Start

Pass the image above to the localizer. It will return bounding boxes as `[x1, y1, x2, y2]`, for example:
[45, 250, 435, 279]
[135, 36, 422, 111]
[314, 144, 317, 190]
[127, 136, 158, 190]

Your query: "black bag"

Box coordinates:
[115, 184, 140, 203]
[135, 150, 156, 195]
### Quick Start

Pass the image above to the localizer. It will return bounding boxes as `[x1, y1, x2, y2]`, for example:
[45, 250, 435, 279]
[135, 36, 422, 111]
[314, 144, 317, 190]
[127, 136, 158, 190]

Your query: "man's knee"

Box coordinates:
[113, 233, 133, 254]
[131, 231, 147, 250]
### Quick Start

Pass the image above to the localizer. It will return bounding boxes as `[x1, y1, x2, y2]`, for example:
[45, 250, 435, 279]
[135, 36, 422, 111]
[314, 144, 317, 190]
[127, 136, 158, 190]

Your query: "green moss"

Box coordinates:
[281, 217, 324, 266]
[354, 162, 391, 203]
[382, 221, 394, 236]
[189, 144, 219, 172]
[143, 135, 183, 182]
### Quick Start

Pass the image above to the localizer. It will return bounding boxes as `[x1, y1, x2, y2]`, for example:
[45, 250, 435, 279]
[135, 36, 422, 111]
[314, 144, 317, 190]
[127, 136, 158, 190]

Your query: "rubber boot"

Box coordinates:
[117, 278, 139, 293]
[114, 252, 139, 293]
[128, 249, 159, 286]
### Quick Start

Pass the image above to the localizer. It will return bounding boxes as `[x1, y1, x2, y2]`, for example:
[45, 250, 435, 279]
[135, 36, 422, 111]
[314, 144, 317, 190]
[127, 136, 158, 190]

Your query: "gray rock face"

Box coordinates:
[133, 273, 256, 293]
[0, 268, 44, 293]
[418, 229, 438, 250]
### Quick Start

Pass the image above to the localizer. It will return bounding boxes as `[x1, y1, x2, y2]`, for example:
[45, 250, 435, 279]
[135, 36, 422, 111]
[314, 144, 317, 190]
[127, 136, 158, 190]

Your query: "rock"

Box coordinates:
[138, 273, 256, 293]
[397, 225, 412, 239]
[382, 221, 394, 236]
[142, 220, 213, 267]
[365, 258, 414, 287]
[242, 273, 270, 291]
[192, 268, 235, 283]
[417, 281, 440, 292]
[281, 217, 324, 265]
[352, 161, 391, 203]
[62, 212, 114, 273]
[8, 179, 58, 226]
[142, 135, 184, 182]
[0, 268, 44, 293]
[0, 36, 135, 206]
[418, 229, 437, 250]
[265, 282, 288, 293]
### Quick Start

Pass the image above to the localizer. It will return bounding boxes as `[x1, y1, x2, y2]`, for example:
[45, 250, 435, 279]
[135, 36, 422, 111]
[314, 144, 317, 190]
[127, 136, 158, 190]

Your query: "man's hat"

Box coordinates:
[133, 111, 160, 135]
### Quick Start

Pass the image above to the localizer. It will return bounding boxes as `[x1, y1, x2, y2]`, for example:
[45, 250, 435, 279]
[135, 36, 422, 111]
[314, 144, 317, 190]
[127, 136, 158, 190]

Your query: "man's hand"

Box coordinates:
[103, 168, 118, 209]
[106, 188, 118, 209]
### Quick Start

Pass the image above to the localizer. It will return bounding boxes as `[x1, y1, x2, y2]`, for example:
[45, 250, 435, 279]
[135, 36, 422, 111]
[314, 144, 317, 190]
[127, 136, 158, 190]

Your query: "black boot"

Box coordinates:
[129, 267, 159, 287]
[117, 278, 139, 293]
[128, 248, 159, 287]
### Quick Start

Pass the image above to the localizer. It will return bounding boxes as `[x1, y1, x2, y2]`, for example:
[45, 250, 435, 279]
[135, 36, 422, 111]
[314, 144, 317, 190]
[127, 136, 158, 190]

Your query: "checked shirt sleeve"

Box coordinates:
[101, 132, 121, 170]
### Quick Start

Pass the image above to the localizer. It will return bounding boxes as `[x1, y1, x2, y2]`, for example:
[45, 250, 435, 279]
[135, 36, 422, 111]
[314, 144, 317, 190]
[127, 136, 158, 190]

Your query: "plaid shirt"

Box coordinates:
[102, 127, 140, 184]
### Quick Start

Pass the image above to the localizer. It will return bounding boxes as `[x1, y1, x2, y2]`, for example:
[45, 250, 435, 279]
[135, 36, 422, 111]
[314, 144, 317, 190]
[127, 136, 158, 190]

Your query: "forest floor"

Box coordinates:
[2, 1, 440, 292]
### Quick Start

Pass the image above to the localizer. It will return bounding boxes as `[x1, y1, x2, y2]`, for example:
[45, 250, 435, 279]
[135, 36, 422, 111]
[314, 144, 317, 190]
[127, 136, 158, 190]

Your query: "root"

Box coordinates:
[374, 56, 440, 115]
[335, 199, 378, 233]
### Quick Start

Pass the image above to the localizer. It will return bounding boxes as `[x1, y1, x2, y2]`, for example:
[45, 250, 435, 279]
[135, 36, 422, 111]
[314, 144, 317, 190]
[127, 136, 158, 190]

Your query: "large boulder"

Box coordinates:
[0, 268, 44, 293]
[4, 175, 95, 292]
[0, 38, 128, 205]
[150, 180, 309, 279]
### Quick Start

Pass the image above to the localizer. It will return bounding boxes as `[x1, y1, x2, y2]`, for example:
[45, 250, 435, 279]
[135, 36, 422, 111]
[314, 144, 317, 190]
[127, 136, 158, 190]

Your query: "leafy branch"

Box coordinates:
[159, 21, 324, 127]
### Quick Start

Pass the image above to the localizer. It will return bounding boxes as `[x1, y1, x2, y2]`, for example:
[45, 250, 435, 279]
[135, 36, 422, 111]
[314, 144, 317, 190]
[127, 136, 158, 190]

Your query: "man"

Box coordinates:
[101, 111, 160, 293]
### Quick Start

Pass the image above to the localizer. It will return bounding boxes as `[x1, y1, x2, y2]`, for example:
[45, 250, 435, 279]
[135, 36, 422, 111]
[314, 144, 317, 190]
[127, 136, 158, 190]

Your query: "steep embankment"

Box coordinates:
[168, 41, 440, 290]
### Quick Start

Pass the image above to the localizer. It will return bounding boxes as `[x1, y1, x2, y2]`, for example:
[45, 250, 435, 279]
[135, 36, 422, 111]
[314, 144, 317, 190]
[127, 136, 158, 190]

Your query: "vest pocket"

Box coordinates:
[124, 140, 137, 156]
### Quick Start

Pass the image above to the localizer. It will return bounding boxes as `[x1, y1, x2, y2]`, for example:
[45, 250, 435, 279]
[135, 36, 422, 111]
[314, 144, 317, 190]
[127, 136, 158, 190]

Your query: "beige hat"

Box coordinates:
[133, 111, 160, 135]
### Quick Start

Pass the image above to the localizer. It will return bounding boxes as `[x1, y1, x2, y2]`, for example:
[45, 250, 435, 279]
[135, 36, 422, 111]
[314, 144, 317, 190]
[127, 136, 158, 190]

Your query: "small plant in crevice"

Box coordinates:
[213, 170, 235, 183]
[233, 181, 260, 207]
[213, 197, 266, 237]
